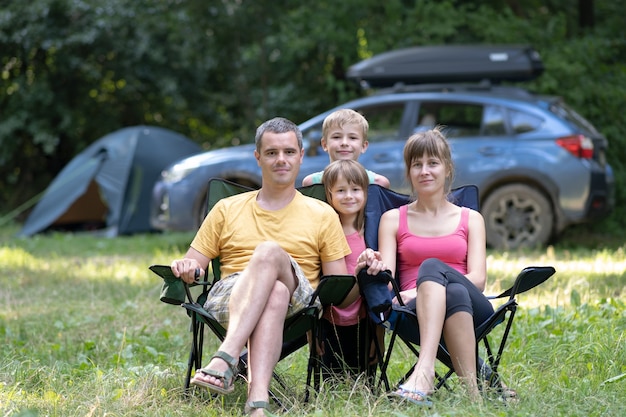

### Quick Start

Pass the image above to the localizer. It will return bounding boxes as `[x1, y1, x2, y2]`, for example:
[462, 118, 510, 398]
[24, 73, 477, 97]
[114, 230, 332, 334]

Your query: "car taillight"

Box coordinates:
[556, 134, 594, 159]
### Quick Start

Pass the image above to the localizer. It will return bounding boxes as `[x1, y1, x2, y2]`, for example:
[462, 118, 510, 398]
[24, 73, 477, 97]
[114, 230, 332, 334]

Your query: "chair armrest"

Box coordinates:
[489, 266, 555, 300]
[149, 264, 213, 305]
[312, 274, 356, 306]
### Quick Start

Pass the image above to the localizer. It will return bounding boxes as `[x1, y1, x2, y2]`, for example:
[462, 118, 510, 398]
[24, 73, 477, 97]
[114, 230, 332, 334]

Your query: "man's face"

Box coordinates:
[254, 131, 304, 187]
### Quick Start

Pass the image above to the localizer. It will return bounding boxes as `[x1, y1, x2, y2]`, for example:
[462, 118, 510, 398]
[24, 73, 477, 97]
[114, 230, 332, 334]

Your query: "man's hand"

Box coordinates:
[171, 259, 204, 284]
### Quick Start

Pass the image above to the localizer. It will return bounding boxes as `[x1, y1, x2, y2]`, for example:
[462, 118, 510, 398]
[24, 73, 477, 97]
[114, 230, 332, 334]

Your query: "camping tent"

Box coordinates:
[19, 126, 202, 237]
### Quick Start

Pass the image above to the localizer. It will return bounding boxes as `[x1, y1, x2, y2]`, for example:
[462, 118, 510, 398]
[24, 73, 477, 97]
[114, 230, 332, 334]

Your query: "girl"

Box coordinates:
[321, 159, 386, 378]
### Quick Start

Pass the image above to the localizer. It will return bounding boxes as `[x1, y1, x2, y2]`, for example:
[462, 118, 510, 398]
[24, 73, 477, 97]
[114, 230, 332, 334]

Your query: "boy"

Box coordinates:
[302, 109, 390, 187]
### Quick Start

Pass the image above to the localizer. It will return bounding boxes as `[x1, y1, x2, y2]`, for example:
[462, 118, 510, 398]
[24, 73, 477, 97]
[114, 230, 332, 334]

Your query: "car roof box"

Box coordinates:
[346, 45, 544, 89]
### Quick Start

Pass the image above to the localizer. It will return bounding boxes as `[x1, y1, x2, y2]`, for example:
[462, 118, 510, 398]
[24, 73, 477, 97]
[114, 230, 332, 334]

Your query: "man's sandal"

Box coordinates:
[244, 400, 270, 415]
[190, 350, 239, 395]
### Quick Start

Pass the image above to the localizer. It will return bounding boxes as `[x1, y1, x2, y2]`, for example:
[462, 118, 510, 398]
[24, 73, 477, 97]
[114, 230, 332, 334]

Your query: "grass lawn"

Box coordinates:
[1, 224, 625, 416]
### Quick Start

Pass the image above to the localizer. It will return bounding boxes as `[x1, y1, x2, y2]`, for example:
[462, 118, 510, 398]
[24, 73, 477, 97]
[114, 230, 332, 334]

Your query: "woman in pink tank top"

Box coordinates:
[378, 128, 493, 405]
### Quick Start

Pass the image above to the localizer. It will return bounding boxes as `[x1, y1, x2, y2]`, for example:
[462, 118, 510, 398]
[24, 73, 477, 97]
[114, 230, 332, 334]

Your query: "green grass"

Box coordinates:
[1, 224, 625, 416]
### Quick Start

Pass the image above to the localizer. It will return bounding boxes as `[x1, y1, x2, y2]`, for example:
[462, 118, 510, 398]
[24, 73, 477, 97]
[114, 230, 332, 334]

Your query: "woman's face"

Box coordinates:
[409, 152, 449, 194]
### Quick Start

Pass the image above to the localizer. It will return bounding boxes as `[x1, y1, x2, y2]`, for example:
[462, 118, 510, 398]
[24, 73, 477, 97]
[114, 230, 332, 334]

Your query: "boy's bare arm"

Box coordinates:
[374, 173, 390, 188]
[302, 174, 314, 187]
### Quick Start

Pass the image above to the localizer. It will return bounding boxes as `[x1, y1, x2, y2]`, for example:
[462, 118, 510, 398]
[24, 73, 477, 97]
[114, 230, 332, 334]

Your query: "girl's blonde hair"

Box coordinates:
[403, 127, 455, 195]
[322, 159, 369, 233]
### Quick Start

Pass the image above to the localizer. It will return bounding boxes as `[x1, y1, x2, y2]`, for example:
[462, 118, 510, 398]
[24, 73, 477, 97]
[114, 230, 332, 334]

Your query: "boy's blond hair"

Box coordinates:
[322, 109, 369, 142]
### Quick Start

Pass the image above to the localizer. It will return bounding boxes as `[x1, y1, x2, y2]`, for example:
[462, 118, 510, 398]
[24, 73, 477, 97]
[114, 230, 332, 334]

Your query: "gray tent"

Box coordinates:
[19, 126, 201, 237]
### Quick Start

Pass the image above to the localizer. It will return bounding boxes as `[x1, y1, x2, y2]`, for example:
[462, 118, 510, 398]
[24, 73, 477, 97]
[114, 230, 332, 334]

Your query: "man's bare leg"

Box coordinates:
[193, 242, 297, 392]
[245, 281, 291, 416]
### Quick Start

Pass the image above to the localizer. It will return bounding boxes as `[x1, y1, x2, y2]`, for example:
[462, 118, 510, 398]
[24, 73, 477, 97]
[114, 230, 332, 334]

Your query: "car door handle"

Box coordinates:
[478, 146, 504, 156]
[371, 153, 396, 163]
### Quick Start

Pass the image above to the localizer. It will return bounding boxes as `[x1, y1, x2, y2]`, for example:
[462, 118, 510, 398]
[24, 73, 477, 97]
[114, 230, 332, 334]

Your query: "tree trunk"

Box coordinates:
[579, 0, 594, 29]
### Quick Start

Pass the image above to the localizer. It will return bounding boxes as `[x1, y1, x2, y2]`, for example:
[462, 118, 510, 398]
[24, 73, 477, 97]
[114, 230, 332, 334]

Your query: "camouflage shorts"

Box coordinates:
[203, 255, 319, 328]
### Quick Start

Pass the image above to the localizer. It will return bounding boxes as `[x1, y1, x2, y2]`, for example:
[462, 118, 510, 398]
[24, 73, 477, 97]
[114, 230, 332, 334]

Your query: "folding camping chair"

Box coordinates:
[150, 178, 356, 406]
[358, 184, 555, 399]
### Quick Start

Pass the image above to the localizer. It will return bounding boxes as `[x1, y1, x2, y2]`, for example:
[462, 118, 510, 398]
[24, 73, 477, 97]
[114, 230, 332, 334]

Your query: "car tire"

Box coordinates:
[481, 183, 553, 250]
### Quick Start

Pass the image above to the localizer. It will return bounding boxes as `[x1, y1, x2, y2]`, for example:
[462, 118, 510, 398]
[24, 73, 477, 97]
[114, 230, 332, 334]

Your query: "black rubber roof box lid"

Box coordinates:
[346, 44, 544, 89]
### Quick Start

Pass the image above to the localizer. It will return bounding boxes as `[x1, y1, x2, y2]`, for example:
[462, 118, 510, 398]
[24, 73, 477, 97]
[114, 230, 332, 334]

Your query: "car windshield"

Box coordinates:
[548, 100, 600, 135]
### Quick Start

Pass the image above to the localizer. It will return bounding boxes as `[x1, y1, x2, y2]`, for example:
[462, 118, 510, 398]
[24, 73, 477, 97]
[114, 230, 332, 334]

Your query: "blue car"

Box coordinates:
[150, 84, 613, 249]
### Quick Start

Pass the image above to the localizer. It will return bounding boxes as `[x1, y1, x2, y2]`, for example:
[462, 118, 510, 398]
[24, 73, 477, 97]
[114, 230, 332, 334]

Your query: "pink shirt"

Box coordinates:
[397, 205, 469, 292]
[323, 231, 366, 326]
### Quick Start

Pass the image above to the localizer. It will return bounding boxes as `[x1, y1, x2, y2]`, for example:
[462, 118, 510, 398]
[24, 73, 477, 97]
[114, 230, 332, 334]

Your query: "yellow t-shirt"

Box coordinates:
[191, 190, 351, 288]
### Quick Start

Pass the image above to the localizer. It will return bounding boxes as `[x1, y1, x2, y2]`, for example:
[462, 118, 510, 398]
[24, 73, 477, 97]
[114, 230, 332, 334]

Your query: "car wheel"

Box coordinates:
[481, 184, 553, 250]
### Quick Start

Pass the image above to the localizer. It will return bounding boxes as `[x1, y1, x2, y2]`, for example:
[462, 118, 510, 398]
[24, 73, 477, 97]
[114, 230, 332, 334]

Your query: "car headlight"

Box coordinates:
[161, 160, 200, 183]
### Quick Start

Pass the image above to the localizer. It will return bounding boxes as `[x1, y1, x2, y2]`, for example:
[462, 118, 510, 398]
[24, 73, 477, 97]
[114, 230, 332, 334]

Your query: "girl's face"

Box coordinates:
[328, 174, 366, 216]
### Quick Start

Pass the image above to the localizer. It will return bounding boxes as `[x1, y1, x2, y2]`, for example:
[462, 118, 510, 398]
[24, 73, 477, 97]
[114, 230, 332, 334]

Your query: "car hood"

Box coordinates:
[162, 144, 256, 169]
[176, 143, 258, 167]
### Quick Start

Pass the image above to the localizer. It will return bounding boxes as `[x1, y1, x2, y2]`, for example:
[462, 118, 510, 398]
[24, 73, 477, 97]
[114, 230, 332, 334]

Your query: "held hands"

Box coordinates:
[171, 259, 205, 284]
[355, 248, 387, 276]
[392, 289, 416, 306]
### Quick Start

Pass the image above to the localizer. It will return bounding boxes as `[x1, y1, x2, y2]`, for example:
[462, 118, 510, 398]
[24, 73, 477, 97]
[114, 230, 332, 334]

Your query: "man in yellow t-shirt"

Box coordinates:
[171, 117, 350, 416]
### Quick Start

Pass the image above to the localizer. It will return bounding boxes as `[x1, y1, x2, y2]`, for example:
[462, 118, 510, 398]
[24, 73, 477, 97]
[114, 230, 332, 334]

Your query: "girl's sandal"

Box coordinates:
[244, 400, 270, 415]
[190, 350, 239, 395]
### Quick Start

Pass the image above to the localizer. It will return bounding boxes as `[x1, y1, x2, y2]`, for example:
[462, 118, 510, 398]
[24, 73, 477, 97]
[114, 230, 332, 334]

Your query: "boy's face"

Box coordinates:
[321, 123, 368, 162]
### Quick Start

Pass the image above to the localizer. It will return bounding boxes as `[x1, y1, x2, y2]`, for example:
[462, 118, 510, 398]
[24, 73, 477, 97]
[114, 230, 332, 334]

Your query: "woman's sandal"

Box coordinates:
[190, 350, 239, 395]
[244, 400, 270, 415]
[389, 384, 433, 407]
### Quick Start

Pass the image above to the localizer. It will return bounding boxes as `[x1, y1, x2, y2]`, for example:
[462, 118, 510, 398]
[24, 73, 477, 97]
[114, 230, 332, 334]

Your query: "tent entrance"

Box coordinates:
[50, 180, 108, 231]
[19, 125, 202, 237]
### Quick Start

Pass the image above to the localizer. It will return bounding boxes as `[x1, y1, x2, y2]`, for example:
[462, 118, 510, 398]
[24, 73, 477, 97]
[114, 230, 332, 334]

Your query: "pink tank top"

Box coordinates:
[397, 205, 469, 291]
[322, 231, 365, 326]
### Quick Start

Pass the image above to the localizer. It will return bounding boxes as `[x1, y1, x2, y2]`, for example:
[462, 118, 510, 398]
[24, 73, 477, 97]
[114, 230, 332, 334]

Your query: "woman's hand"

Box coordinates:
[392, 289, 415, 306]
[355, 248, 387, 275]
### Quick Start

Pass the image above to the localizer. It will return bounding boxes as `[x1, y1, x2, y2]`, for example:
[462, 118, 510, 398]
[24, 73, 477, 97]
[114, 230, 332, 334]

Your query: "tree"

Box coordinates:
[1, 0, 624, 234]
[0, 0, 218, 211]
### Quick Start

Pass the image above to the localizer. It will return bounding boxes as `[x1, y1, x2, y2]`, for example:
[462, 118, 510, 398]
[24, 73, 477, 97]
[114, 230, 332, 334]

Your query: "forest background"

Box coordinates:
[1, 0, 624, 237]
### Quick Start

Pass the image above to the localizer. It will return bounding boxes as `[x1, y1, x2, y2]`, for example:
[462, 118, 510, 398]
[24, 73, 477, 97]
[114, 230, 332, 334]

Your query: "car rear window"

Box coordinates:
[509, 109, 543, 134]
[548, 101, 600, 135]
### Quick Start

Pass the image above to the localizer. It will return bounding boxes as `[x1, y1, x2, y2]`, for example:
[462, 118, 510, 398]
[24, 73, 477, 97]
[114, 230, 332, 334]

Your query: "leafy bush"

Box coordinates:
[1, 0, 624, 236]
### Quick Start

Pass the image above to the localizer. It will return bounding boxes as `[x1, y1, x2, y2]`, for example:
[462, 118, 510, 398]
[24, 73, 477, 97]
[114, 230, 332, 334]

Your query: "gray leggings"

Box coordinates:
[416, 258, 494, 327]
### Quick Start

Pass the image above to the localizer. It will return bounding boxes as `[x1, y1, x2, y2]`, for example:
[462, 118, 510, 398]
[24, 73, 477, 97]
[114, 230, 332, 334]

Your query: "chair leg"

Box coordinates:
[184, 343, 195, 392]
[304, 354, 314, 403]
[368, 320, 391, 392]
[392, 339, 453, 392]
[378, 331, 399, 392]
[304, 321, 321, 403]
[268, 371, 287, 410]
[184, 312, 200, 392]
